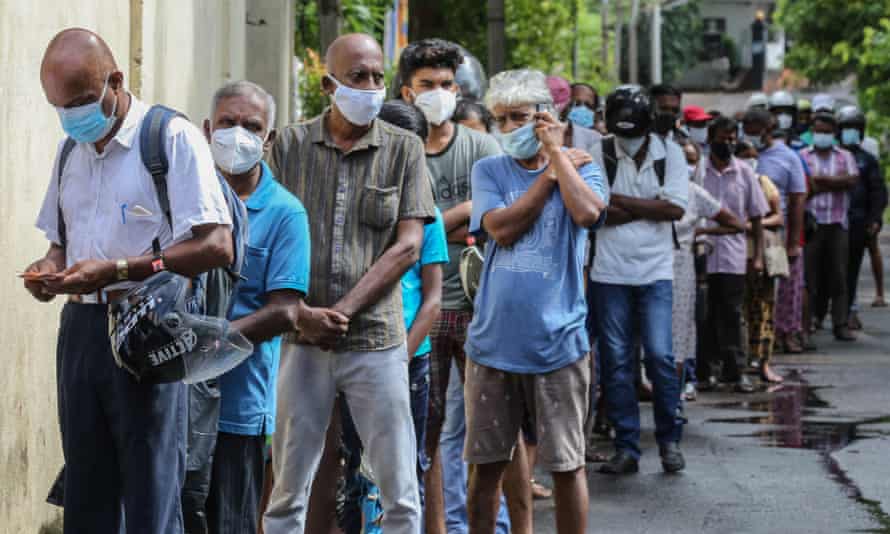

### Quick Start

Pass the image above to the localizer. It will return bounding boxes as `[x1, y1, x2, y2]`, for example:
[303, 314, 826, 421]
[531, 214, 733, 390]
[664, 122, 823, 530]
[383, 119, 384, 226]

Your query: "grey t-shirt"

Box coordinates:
[426, 124, 502, 310]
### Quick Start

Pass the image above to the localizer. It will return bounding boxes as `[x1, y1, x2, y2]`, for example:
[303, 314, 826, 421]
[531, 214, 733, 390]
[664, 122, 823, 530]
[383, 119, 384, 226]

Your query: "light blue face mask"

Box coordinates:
[841, 128, 862, 147]
[567, 105, 595, 129]
[813, 132, 836, 150]
[499, 123, 541, 160]
[56, 74, 118, 143]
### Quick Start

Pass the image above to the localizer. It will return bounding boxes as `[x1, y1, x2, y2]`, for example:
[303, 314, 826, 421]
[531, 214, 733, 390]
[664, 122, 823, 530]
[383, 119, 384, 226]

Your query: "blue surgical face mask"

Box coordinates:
[841, 128, 862, 147]
[567, 105, 595, 129]
[498, 123, 541, 160]
[56, 74, 118, 143]
[813, 132, 836, 150]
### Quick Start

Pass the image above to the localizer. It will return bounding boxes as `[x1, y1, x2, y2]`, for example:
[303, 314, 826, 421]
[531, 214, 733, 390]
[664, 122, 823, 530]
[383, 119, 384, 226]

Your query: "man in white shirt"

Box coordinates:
[589, 86, 688, 476]
[25, 29, 233, 533]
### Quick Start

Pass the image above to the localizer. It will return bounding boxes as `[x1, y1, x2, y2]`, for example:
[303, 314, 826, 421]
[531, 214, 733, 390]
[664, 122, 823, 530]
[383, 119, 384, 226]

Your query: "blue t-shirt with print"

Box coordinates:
[219, 162, 310, 436]
[402, 208, 449, 357]
[465, 154, 607, 374]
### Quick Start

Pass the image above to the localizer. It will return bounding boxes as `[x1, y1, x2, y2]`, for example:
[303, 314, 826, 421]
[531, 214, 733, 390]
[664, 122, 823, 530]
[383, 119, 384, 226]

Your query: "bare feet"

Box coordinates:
[760, 362, 784, 384]
[873, 296, 887, 308]
[531, 478, 553, 500]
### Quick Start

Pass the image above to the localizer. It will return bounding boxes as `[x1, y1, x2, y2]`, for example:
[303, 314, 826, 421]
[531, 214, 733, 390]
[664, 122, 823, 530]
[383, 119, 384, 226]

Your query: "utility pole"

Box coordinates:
[488, 0, 506, 74]
[319, 0, 341, 54]
[614, 0, 623, 82]
[601, 0, 609, 73]
[628, 0, 640, 84]
[651, 1, 663, 84]
[571, 0, 580, 79]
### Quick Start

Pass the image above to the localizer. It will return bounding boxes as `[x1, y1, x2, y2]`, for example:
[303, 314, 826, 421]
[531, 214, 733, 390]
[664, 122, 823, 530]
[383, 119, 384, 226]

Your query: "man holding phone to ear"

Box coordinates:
[464, 68, 607, 534]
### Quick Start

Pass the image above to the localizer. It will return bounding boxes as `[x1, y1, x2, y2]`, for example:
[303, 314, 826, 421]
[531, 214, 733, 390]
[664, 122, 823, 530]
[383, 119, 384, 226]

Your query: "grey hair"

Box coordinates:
[484, 69, 554, 113]
[211, 80, 276, 128]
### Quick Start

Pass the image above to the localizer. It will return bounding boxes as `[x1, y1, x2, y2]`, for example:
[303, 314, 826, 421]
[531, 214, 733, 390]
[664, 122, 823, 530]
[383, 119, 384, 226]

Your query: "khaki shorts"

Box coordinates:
[463, 355, 590, 473]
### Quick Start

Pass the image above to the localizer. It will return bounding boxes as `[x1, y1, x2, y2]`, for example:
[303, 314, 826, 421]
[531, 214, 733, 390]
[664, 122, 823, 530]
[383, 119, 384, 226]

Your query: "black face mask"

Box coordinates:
[654, 112, 678, 135]
[711, 141, 736, 162]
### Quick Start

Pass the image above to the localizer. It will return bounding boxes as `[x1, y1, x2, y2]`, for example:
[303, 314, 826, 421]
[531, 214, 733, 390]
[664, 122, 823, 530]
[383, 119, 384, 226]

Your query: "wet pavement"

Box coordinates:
[533, 240, 890, 533]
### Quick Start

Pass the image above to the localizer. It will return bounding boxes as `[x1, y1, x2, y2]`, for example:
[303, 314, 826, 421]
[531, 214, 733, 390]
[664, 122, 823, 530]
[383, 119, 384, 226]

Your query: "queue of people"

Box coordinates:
[25, 28, 887, 534]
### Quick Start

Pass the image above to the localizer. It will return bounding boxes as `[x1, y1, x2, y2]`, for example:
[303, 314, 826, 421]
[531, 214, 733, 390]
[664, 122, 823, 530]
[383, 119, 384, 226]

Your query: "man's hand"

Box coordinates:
[44, 259, 115, 295]
[23, 257, 63, 302]
[752, 255, 764, 274]
[867, 222, 881, 237]
[786, 243, 802, 259]
[297, 306, 349, 351]
[534, 111, 567, 154]
[564, 148, 593, 169]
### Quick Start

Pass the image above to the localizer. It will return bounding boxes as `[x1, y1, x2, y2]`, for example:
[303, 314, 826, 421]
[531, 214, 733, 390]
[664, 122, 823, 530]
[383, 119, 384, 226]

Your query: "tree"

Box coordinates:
[776, 0, 890, 151]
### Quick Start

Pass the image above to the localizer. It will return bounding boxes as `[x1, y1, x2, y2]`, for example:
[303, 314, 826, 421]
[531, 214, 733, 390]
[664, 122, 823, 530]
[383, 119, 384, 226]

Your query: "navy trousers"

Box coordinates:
[57, 303, 187, 534]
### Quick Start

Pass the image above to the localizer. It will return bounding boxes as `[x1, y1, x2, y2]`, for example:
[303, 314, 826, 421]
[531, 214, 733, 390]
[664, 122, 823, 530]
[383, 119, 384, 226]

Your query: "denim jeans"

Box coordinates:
[591, 281, 683, 459]
[440, 361, 511, 534]
[410, 355, 432, 506]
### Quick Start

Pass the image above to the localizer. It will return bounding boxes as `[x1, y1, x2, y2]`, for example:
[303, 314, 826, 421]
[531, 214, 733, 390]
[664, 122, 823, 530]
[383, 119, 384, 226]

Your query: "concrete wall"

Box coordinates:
[0, 2, 291, 531]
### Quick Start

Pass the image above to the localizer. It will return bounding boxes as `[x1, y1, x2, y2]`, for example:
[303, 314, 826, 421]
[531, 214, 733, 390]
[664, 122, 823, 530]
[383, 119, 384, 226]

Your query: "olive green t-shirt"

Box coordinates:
[425, 124, 502, 310]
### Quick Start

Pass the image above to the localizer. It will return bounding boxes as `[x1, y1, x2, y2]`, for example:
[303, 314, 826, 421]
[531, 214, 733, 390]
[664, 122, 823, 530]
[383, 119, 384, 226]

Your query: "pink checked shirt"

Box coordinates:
[802, 146, 859, 229]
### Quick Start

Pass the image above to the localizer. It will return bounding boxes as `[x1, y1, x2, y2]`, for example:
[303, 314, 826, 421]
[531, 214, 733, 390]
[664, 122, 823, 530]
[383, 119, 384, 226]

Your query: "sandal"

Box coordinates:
[873, 296, 888, 308]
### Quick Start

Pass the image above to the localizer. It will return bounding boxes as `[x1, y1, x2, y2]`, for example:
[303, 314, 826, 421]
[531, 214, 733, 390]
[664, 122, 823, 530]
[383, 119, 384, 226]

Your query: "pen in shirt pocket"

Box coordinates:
[122, 204, 155, 224]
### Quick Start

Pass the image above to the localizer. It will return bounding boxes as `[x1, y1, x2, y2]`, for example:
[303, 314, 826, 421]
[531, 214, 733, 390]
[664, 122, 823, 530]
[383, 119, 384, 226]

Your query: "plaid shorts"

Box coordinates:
[425, 310, 472, 451]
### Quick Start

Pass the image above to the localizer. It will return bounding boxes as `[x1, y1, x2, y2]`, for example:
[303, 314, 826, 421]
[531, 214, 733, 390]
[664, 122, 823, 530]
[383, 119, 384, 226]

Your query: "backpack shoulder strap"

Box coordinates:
[139, 104, 187, 232]
[654, 157, 666, 187]
[602, 136, 618, 187]
[56, 138, 77, 247]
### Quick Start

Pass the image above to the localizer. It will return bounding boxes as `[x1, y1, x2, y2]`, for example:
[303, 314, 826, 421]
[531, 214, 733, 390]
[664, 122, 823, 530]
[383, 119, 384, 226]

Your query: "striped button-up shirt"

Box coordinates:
[802, 146, 858, 229]
[269, 111, 436, 351]
[703, 158, 769, 275]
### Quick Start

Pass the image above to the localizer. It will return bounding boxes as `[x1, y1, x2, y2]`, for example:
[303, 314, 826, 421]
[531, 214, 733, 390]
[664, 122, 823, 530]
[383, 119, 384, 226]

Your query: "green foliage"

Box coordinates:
[342, 0, 391, 40]
[299, 48, 329, 119]
[776, 0, 890, 171]
[506, 0, 575, 73]
[661, 0, 703, 85]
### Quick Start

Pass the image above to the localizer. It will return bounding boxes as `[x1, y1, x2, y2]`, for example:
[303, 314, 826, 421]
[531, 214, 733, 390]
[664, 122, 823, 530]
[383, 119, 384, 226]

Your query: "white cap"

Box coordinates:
[747, 92, 769, 109]
[812, 94, 835, 112]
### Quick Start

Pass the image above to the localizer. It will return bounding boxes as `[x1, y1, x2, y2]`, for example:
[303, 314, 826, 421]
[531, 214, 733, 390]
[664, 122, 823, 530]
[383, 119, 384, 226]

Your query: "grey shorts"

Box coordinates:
[463, 355, 590, 473]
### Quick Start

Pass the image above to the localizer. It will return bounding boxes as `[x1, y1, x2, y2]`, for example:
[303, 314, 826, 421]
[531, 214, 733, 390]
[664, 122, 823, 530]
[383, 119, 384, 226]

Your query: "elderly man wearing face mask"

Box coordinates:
[200, 81, 311, 534]
[588, 85, 689, 476]
[28, 29, 235, 534]
[463, 68, 607, 534]
[263, 33, 436, 534]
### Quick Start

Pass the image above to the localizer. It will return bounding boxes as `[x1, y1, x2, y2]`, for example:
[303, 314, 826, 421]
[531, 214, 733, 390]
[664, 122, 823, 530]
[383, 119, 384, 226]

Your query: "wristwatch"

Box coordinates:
[116, 259, 129, 281]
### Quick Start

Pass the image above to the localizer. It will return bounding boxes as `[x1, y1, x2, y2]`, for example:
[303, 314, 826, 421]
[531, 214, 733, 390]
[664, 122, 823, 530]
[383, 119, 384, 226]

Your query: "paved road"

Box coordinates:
[534, 239, 890, 533]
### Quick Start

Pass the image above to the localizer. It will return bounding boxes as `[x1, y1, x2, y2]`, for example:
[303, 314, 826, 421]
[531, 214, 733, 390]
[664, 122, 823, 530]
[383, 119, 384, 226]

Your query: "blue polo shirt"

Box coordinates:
[219, 162, 310, 436]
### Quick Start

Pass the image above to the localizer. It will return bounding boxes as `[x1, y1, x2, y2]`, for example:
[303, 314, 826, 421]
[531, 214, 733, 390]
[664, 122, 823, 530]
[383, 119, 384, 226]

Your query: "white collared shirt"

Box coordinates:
[36, 96, 231, 288]
[589, 133, 689, 285]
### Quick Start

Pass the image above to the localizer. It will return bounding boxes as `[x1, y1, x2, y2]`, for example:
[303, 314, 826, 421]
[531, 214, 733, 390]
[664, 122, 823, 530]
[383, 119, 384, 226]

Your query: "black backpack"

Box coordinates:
[587, 135, 680, 268]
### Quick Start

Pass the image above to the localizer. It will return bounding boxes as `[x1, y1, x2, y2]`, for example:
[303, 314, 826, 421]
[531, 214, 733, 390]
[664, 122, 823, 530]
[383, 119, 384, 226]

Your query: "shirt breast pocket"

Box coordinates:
[242, 245, 270, 296]
[360, 185, 399, 230]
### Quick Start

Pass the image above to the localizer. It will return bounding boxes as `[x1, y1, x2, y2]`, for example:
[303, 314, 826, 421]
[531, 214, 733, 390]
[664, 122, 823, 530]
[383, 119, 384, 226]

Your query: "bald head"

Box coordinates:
[323, 33, 385, 93]
[41, 28, 121, 108]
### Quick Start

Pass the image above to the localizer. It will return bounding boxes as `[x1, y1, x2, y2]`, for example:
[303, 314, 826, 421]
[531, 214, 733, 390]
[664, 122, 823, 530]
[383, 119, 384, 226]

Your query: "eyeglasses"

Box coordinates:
[493, 110, 535, 128]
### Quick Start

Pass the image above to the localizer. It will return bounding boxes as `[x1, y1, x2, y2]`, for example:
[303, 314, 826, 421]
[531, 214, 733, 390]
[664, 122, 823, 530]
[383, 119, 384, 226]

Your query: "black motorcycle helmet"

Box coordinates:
[108, 271, 252, 384]
[606, 85, 653, 138]
[837, 105, 866, 131]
